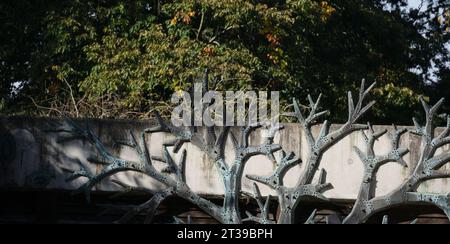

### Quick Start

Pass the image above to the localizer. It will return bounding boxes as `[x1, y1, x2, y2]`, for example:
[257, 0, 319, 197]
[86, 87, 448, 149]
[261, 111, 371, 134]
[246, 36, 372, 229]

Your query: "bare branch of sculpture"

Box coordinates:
[344, 97, 450, 224]
[247, 80, 376, 223]
[242, 183, 275, 224]
[53, 117, 226, 223]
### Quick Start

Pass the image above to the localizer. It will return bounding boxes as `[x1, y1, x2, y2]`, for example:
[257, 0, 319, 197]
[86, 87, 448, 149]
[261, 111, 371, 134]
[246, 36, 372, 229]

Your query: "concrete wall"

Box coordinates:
[0, 116, 449, 200]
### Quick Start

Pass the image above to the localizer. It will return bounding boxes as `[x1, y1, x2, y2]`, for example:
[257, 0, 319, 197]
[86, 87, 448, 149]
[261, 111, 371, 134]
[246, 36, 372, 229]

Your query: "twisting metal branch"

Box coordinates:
[246, 150, 301, 190]
[247, 151, 332, 223]
[259, 80, 376, 224]
[242, 183, 275, 224]
[353, 124, 409, 183]
[345, 124, 409, 222]
[53, 117, 225, 223]
[116, 187, 174, 224]
[344, 98, 450, 224]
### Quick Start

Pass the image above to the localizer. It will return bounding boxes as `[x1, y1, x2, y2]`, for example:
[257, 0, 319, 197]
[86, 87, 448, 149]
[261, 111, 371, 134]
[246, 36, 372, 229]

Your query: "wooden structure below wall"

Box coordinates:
[0, 190, 448, 224]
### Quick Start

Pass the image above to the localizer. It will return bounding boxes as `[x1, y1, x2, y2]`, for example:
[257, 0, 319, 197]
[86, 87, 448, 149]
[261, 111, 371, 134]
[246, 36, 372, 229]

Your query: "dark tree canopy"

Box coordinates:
[0, 0, 449, 124]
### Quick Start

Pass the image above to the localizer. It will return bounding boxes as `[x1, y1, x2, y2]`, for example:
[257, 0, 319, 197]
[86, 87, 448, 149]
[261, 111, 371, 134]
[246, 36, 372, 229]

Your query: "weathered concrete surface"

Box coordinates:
[0, 116, 449, 200]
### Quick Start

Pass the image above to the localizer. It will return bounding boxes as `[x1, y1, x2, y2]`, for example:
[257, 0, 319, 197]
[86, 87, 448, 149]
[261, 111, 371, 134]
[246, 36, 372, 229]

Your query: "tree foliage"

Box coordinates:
[0, 0, 449, 123]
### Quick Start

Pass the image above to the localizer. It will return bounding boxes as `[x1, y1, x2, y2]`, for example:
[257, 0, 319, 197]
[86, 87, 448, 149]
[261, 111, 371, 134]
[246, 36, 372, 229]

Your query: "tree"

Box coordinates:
[1, 0, 449, 124]
[0, 1, 50, 108]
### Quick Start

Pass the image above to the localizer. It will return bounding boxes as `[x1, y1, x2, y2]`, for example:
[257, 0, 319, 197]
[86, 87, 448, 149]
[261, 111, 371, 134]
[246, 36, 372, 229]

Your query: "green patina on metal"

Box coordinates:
[52, 73, 450, 224]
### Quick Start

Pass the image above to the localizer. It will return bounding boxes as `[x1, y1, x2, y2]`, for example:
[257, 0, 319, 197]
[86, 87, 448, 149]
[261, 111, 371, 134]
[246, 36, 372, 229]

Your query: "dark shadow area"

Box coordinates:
[0, 123, 16, 173]
[293, 198, 349, 224]
[0, 189, 224, 224]
[1, 190, 448, 224]
[366, 204, 450, 224]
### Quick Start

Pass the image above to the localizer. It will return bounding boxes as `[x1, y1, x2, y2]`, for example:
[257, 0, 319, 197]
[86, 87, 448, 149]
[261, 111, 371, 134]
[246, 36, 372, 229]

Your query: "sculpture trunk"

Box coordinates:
[298, 155, 321, 186]
[343, 181, 372, 224]
[278, 155, 321, 224]
[275, 188, 297, 224]
[222, 172, 242, 224]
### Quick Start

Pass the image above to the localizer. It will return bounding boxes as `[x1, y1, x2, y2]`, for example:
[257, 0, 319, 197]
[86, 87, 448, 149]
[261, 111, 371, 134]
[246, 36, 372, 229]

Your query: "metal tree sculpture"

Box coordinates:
[343, 98, 450, 224]
[54, 75, 282, 224]
[55, 118, 227, 223]
[54, 75, 450, 224]
[147, 115, 282, 224]
[247, 80, 376, 223]
[142, 74, 283, 223]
